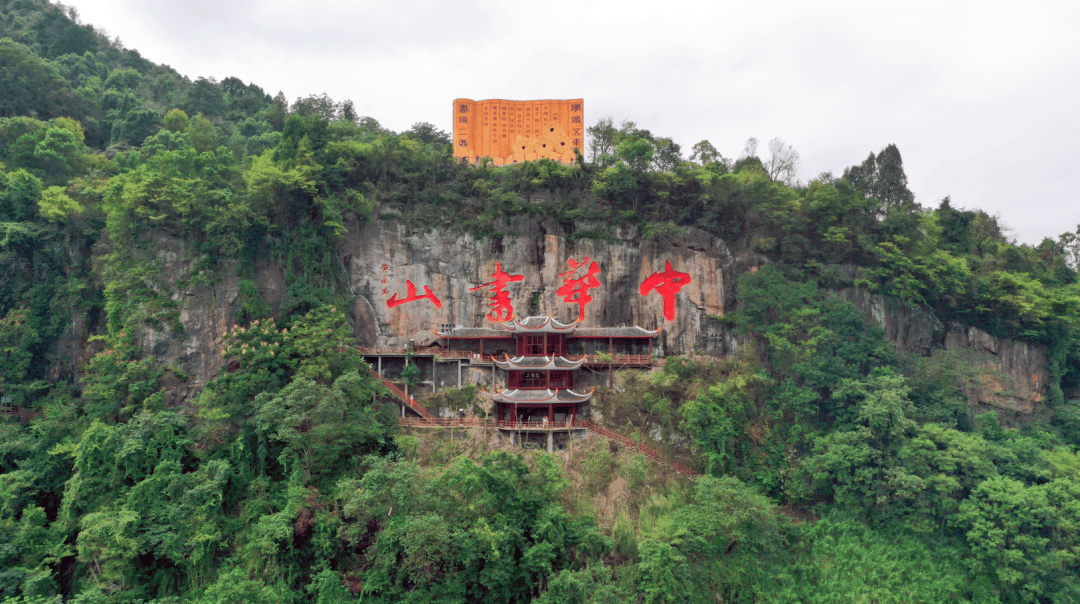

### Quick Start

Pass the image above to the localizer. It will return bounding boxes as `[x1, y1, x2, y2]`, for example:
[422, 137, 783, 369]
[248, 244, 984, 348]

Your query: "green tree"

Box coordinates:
[102, 69, 140, 92]
[403, 122, 450, 146]
[109, 105, 159, 146]
[803, 371, 924, 518]
[637, 476, 789, 603]
[767, 515, 968, 603]
[37, 185, 81, 221]
[586, 117, 616, 164]
[291, 93, 339, 120]
[681, 368, 770, 475]
[75, 509, 141, 596]
[0, 170, 44, 223]
[400, 361, 421, 399]
[185, 112, 219, 154]
[161, 108, 189, 133]
[28, 121, 84, 184]
[0, 308, 40, 405]
[843, 143, 916, 220]
[954, 476, 1080, 602]
[194, 567, 278, 604]
[254, 371, 391, 485]
[689, 140, 723, 166]
[0, 38, 76, 120]
[182, 78, 224, 119]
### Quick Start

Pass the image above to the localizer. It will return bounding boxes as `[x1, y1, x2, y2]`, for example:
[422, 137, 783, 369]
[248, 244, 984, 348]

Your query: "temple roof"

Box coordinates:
[493, 355, 585, 371]
[574, 326, 659, 338]
[493, 388, 594, 404]
[434, 327, 513, 338]
[500, 316, 579, 334]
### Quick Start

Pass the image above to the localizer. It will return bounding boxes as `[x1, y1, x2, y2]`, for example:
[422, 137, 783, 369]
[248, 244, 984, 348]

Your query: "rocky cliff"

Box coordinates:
[112, 216, 1048, 413]
[338, 216, 748, 355]
[122, 217, 750, 401]
[838, 288, 1048, 413]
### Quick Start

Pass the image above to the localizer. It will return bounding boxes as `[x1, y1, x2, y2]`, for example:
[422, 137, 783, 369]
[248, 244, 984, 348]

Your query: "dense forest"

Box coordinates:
[3, 1, 1080, 602]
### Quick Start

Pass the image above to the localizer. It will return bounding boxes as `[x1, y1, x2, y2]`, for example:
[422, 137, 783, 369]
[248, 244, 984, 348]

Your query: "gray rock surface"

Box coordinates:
[838, 288, 1048, 413]
[118, 217, 1049, 414]
[337, 217, 743, 356]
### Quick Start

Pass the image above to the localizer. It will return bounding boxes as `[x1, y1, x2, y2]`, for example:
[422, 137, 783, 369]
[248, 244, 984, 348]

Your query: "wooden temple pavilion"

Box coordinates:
[435, 316, 658, 449]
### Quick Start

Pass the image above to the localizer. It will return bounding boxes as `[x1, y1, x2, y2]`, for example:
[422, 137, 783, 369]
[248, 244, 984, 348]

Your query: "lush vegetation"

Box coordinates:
[2, 1, 1080, 602]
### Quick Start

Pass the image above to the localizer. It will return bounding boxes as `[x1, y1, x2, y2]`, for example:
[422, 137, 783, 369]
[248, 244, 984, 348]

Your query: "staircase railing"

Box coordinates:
[368, 369, 434, 419]
[0, 405, 37, 422]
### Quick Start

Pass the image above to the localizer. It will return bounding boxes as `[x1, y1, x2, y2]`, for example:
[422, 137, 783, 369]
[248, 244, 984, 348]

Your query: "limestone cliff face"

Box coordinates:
[137, 234, 244, 403]
[132, 218, 750, 402]
[838, 288, 1048, 413]
[338, 216, 748, 357]
[126, 217, 1049, 415]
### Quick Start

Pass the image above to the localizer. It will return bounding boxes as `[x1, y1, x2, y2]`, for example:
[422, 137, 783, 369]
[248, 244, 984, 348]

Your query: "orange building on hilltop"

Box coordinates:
[452, 99, 584, 165]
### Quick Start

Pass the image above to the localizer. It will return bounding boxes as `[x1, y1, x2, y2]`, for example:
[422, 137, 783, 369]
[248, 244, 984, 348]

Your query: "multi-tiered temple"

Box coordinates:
[435, 316, 658, 447]
[490, 317, 590, 425]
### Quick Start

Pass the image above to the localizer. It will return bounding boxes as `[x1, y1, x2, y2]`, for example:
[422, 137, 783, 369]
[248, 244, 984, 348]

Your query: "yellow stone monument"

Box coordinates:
[452, 99, 584, 165]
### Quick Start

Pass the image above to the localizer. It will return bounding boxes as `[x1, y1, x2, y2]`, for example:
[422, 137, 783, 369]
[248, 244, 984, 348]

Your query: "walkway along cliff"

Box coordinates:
[105, 216, 1050, 419]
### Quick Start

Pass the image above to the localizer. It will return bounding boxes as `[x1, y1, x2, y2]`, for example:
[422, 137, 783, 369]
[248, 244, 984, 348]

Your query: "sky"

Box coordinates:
[65, 0, 1080, 245]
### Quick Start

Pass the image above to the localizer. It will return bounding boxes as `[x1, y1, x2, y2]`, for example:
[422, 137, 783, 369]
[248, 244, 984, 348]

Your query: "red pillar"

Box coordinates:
[571, 405, 576, 426]
[548, 405, 553, 423]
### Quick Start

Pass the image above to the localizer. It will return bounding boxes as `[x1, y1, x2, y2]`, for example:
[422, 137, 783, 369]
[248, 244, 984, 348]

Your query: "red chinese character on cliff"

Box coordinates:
[387, 280, 442, 309]
[469, 262, 524, 322]
[639, 261, 691, 321]
[558, 257, 601, 322]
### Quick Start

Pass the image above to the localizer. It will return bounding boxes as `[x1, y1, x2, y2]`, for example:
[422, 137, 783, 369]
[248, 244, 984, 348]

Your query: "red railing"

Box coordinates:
[428, 352, 655, 366]
[438, 352, 501, 360]
[579, 354, 654, 366]
[401, 417, 583, 430]
[356, 347, 656, 368]
[435, 350, 475, 359]
[398, 416, 699, 476]
[352, 348, 685, 473]
[368, 369, 434, 419]
[577, 419, 634, 447]
[357, 346, 413, 355]
[0, 405, 36, 422]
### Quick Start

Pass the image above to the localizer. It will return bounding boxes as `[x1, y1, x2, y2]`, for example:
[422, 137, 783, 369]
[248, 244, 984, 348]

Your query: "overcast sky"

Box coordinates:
[65, 0, 1080, 245]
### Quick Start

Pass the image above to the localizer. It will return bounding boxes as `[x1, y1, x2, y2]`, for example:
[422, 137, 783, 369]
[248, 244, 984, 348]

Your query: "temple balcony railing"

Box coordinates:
[355, 348, 658, 368]
[356, 346, 415, 355]
[438, 352, 657, 366]
[576, 354, 656, 367]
